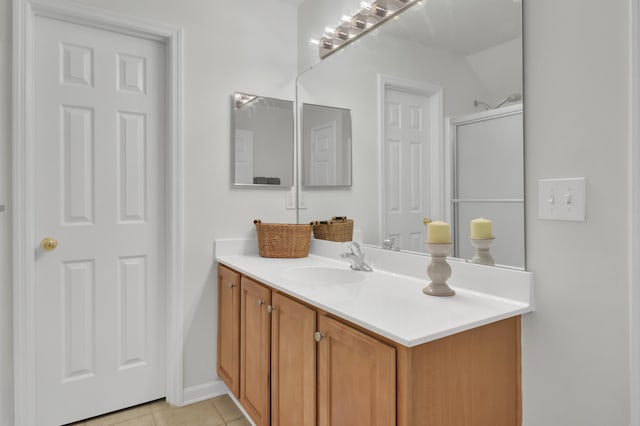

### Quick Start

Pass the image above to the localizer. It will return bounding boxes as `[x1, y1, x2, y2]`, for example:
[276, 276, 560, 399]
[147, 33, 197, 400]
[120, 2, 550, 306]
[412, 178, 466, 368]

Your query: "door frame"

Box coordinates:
[631, 0, 640, 424]
[12, 0, 185, 424]
[377, 74, 444, 243]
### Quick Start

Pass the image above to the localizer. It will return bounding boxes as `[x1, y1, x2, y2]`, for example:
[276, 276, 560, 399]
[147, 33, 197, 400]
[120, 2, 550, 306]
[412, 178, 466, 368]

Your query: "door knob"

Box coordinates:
[40, 237, 58, 251]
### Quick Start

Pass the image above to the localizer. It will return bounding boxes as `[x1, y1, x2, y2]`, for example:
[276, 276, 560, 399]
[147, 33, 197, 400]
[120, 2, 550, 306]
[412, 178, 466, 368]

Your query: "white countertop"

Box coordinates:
[215, 238, 534, 347]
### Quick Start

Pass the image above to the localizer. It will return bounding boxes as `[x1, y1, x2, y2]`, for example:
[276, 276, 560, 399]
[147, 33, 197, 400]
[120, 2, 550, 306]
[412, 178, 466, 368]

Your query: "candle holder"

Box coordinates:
[469, 237, 495, 266]
[423, 242, 455, 297]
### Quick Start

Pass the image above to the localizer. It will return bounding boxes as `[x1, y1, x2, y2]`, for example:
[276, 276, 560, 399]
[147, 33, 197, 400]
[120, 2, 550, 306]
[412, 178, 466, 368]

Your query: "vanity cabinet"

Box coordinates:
[217, 265, 240, 397]
[316, 315, 395, 426]
[240, 277, 271, 425]
[271, 292, 316, 425]
[218, 264, 521, 426]
[239, 275, 316, 426]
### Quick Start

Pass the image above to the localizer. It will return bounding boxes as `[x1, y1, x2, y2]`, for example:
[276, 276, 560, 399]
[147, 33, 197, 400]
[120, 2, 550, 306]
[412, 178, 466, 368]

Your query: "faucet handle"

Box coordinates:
[382, 236, 399, 250]
[348, 241, 361, 255]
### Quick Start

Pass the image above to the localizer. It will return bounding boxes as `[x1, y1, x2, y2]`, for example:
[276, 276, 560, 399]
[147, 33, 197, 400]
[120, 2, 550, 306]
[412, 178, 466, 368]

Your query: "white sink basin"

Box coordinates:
[283, 266, 366, 284]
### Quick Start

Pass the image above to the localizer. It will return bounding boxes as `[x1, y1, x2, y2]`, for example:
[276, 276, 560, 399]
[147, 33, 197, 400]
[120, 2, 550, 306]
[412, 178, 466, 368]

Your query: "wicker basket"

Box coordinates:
[311, 216, 354, 242]
[254, 220, 312, 258]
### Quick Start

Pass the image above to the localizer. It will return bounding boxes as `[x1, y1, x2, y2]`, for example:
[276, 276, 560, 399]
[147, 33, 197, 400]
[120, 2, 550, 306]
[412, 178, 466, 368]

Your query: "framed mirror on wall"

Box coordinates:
[296, 0, 524, 268]
[232, 92, 294, 187]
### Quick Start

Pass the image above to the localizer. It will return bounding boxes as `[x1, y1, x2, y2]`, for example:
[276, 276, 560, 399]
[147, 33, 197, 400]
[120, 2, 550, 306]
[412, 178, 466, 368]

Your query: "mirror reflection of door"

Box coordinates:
[235, 129, 254, 185]
[302, 103, 352, 187]
[310, 121, 337, 186]
[383, 87, 432, 253]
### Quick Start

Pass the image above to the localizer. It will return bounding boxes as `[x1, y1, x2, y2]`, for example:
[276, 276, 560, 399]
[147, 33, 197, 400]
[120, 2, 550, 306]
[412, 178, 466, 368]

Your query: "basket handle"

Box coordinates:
[254, 219, 262, 224]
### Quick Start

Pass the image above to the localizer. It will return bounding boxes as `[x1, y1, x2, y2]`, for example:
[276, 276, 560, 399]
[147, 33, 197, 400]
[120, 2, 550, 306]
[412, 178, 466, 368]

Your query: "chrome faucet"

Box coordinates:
[340, 242, 373, 272]
[382, 236, 400, 251]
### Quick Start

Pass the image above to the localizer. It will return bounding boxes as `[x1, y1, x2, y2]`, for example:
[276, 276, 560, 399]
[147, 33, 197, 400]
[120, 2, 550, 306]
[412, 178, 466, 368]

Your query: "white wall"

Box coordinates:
[0, 0, 13, 424]
[522, 0, 630, 424]
[0, 0, 297, 424]
[466, 37, 523, 106]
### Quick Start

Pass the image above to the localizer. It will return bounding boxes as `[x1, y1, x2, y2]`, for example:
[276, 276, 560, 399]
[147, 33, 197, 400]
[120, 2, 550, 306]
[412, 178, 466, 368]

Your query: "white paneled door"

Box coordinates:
[310, 120, 337, 186]
[235, 129, 254, 184]
[34, 16, 166, 425]
[384, 88, 432, 252]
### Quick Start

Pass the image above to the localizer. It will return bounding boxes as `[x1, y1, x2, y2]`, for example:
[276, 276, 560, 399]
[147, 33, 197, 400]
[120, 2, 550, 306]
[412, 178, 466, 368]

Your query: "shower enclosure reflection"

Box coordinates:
[449, 105, 524, 266]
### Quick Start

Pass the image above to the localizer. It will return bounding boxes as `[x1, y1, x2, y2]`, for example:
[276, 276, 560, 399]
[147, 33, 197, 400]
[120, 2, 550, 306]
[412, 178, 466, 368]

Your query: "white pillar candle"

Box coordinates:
[470, 217, 493, 239]
[427, 221, 451, 243]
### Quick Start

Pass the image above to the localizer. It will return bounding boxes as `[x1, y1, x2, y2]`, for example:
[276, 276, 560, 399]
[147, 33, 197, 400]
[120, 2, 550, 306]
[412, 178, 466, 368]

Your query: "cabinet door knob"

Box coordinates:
[228, 282, 236, 288]
[267, 305, 276, 313]
[314, 331, 325, 343]
[257, 299, 264, 307]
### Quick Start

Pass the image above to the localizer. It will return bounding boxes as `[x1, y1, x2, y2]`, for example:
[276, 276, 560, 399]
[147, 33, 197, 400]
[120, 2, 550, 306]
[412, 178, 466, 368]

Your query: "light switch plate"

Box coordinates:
[286, 190, 296, 210]
[538, 177, 586, 221]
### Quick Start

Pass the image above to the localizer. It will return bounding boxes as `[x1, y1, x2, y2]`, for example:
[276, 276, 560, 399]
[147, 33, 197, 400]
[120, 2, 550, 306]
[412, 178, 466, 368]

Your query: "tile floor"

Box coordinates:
[68, 394, 251, 426]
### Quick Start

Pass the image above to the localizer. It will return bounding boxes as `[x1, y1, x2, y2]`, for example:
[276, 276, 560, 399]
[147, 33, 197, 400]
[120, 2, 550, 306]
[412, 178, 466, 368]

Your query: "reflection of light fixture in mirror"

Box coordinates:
[234, 92, 258, 109]
[311, 0, 420, 59]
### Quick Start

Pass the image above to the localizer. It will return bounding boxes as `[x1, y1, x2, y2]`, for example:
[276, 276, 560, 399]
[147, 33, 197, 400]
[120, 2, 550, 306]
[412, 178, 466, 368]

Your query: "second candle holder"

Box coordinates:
[423, 242, 455, 297]
[470, 237, 495, 266]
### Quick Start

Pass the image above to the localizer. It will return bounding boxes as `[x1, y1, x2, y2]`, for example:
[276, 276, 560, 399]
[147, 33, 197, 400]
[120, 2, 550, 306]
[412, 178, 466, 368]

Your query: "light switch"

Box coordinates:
[538, 178, 586, 221]
[286, 190, 296, 210]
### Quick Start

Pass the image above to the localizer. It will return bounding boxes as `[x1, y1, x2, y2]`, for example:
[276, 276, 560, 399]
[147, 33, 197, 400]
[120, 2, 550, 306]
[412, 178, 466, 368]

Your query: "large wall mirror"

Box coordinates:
[233, 92, 294, 187]
[296, 0, 524, 268]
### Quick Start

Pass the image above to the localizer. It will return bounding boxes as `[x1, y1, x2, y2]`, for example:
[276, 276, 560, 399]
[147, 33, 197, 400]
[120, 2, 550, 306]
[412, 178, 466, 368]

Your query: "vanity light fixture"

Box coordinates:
[311, 0, 420, 59]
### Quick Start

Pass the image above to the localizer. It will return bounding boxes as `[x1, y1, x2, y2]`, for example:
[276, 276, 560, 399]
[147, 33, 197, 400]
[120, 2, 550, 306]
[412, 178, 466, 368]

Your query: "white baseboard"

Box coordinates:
[180, 380, 255, 426]
[180, 380, 228, 406]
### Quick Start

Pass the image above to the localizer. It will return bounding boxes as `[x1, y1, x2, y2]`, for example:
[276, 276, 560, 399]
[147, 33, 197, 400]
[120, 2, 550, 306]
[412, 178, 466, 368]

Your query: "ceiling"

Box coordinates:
[278, 0, 306, 6]
[369, 0, 522, 55]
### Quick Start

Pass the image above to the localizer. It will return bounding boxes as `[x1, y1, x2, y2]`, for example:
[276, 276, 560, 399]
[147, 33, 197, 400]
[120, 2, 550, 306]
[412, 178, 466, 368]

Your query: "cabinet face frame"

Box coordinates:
[217, 265, 241, 397]
[271, 292, 317, 426]
[240, 277, 272, 426]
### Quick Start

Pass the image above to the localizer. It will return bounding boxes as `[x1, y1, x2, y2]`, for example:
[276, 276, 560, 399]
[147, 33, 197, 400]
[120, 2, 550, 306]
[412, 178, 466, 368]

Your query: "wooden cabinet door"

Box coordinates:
[271, 293, 316, 426]
[240, 277, 272, 426]
[317, 315, 396, 426]
[217, 265, 241, 397]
